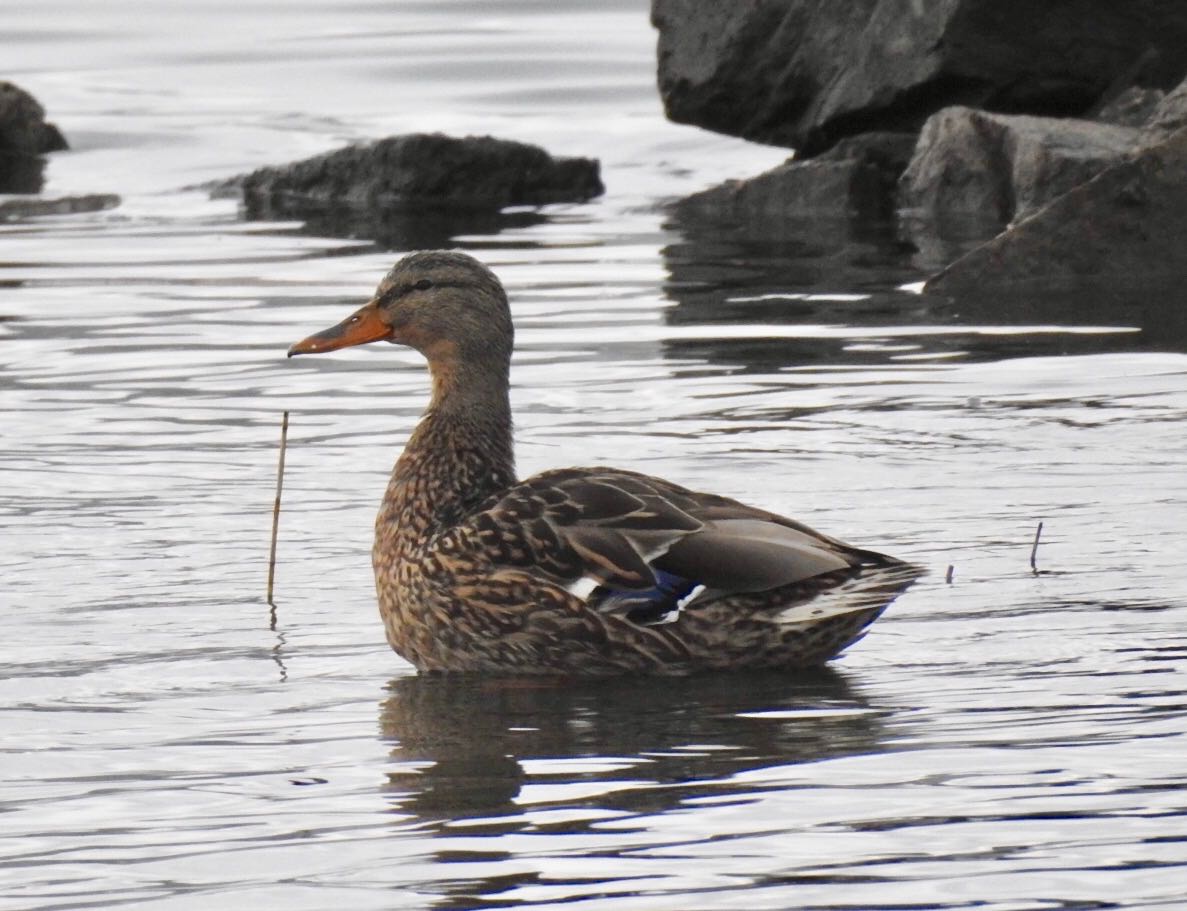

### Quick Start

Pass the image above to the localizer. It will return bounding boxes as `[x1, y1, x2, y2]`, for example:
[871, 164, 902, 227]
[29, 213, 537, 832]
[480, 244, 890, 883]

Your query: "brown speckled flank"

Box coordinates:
[290, 251, 922, 675]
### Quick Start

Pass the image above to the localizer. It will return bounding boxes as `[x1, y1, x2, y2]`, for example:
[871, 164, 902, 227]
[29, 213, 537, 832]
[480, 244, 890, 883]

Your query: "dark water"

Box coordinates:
[4, 3, 1187, 909]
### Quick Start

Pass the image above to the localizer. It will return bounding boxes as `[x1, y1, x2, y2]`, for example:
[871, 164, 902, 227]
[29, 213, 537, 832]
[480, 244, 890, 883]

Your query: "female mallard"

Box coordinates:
[289, 251, 921, 675]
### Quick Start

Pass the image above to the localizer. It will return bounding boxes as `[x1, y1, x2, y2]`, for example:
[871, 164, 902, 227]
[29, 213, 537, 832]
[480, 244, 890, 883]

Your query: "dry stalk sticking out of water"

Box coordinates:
[267, 411, 290, 610]
[1030, 521, 1044, 575]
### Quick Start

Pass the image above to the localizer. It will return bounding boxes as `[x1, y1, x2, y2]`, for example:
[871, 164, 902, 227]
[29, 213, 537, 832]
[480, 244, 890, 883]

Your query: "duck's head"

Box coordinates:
[288, 251, 514, 371]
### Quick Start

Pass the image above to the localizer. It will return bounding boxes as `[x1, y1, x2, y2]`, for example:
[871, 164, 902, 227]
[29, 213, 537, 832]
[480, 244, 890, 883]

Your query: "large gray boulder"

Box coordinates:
[925, 126, 1187, 304]
[652, 0, 1187, 154]
[899, 107, 1141, 230]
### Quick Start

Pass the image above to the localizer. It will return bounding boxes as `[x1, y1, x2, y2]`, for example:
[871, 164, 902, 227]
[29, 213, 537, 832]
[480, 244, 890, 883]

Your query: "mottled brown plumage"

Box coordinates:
[289, 250, 922, 675]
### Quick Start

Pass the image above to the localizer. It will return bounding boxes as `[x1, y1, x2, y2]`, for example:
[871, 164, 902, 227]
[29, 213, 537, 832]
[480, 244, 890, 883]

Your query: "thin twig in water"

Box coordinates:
[1030, 521, 1043, 575]
[267, 410, 290, 613]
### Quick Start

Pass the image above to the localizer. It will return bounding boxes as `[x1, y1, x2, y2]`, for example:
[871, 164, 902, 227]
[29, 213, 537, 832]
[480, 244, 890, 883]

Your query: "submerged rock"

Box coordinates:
[218, 133, 603, 245]
[652, 0, 1187, 155]
[925, 127, 1187, 305]
[0, 80, 68, 194]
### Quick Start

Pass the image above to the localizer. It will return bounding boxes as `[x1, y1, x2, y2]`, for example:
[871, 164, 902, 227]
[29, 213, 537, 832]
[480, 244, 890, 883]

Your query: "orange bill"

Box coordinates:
[288, 300, 390, 357]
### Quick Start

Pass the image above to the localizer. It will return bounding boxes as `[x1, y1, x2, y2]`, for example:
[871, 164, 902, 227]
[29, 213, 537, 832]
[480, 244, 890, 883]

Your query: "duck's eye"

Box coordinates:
[413, 278, 433, 291]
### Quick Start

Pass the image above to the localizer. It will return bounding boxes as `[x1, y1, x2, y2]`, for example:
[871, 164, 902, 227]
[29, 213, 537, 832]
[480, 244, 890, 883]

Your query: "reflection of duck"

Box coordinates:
[379, 670, 886, 821]
[289, 251, 921, 674]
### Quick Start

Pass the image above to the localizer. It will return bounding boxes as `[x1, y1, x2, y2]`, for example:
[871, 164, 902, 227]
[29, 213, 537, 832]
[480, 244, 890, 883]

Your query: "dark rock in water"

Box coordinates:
[0, 81, 67, 155]
[679, 132, 916, 222]
[0, 193, 120, 220]
[0, 81, 68, 193]
[219, 133, 603, 245]
[925, 127, 1187, 307]
[652, 0, 1187, 154]
[0, 151, 48, 195]
[899, 107, 1140, 231]
[215, 132, 602, 247]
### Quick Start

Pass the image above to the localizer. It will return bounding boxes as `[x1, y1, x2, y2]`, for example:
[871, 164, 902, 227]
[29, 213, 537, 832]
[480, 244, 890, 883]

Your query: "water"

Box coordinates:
[4, 2, 1187, 909]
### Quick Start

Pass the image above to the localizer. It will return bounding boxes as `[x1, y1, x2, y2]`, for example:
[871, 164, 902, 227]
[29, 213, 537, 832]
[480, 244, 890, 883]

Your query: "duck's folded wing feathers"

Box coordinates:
[475, 468, 879, 615]
[654, 518, 855, 593]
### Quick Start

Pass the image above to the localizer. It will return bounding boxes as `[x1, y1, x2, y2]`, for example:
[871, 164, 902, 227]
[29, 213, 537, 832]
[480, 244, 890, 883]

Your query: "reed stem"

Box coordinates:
[266, 410, 290, 607]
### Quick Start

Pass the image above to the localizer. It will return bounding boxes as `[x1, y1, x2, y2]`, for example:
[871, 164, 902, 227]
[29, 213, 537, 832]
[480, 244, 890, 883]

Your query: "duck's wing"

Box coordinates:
[468, 467, 904, 622]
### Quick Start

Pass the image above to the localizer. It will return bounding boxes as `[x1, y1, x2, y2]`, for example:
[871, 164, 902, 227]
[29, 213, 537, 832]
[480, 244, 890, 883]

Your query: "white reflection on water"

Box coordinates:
[3, 2, 1187, 910]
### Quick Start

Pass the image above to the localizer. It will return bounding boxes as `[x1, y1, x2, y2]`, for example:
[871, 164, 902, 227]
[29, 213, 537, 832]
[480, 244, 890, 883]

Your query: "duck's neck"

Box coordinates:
[379, 358, 516, 544]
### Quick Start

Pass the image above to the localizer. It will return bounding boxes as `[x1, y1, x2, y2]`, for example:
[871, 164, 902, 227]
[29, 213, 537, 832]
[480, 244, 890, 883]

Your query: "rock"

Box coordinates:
[0, 81, 68, 194]
[680, 156, 852, 220]
[925, 126, 1187, 305]
[678, 132, 916, 221]
[0, 81, 67, 156]
[0, 152, 47, 195]
[664, 135, 933, 304]
[216, 133, 603, 246]
[898, 107, 1140, 231]
[0, 194, 120, 221]
[228, 132, 601, 213]
[652, 0, 1187, 154]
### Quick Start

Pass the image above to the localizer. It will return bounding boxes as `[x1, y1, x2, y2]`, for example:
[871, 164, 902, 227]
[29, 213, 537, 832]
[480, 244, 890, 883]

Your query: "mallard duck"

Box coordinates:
[289, 251, 921, 675]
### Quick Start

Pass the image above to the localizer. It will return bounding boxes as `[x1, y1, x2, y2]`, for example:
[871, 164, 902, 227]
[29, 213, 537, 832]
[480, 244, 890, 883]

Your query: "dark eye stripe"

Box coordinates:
[378, 279, 458, 305]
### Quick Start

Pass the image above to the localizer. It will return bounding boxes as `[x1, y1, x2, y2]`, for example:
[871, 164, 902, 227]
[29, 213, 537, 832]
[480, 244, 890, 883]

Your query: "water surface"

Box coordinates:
[3, 3, 1187, 909]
